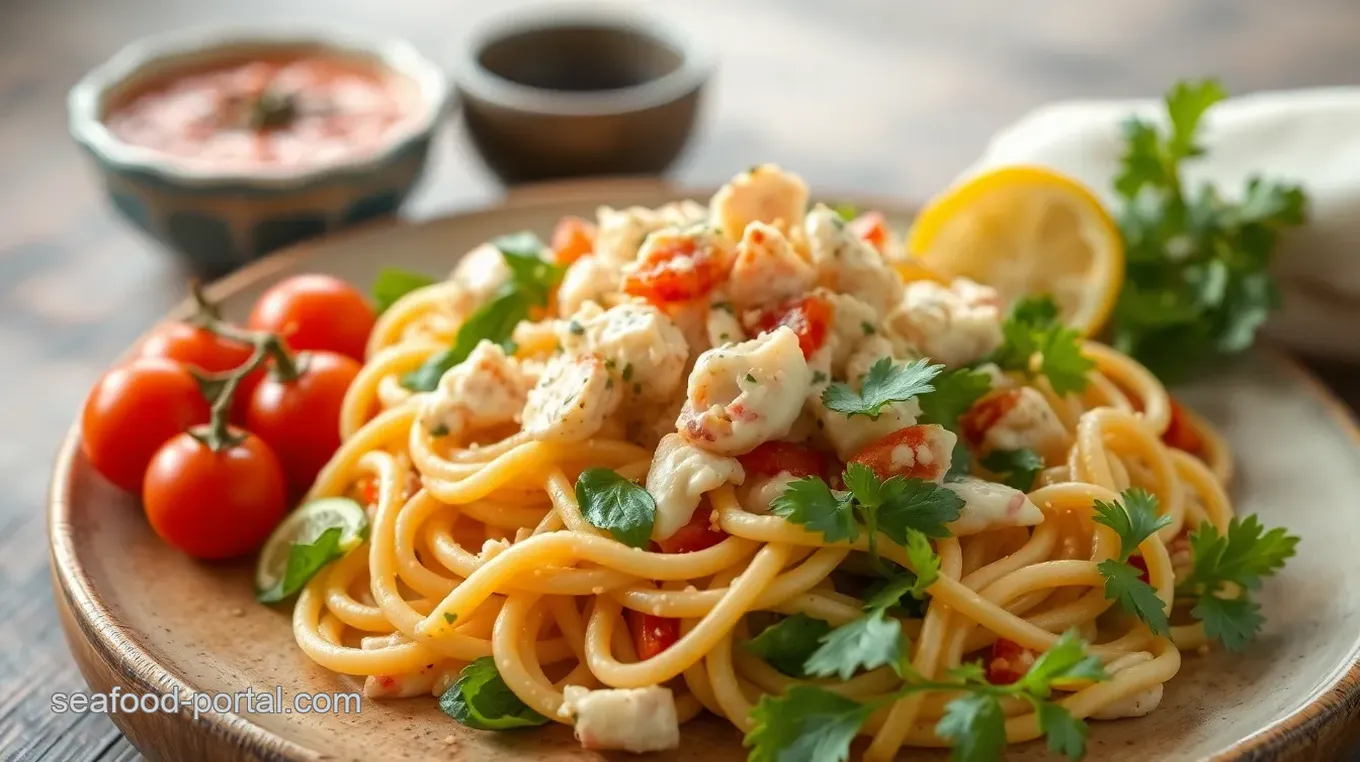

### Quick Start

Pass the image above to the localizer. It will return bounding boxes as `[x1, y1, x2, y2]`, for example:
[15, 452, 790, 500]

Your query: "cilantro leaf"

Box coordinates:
[439, 657, 548, 730]
[861, 568, 929, 618]
[1039, 325, 1095, 396]
[980, 448, 1044, 492]
[936, 693, 1007, 762]
[1184, 515, 1299, 591]
[371, 267, 437, 313]
[1097, 559, 1169, 635]
[917, 367, 992, 428]
[401, 233, 561, 392]
[903, 530, 941, 596]
[1017, 630, 1108, 696]
[772, 476, 859, 543]
[745, 686, 872, 762]
[1011, 294, 1061, 328]
[1036, 701, 1090, 761]
[1191, 594, 1263, 652]
[803, 611, 903, 681]
[1165, 79, 1228, 160]
[821, 357, 942, 419]
[873, 478, 964, 541]
[573, 468, 655, 548]
[745, 614, 832, 677]
[1092, 488, 1172, 561]
[989, 296, 1093, 395]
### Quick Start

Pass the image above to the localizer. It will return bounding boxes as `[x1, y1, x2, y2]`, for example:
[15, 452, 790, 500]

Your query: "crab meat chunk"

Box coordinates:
[677, 326, 813, 456]
[728, 222, 816, 310]
[418, 341, 529, 438]
[559, 685, 680, 753]
[646, 434, 746, 540]
[446, 242, 512, 315]
[706, 301, 746, 347]
[709, 164, 809, 240]
[360, 635, 444, 698]
[560, 302, 690, 403]
[593, 201, 708, 266]
[557, 255, 620, 317]
[964, 386, 1068, 460]
[738, 471, 801, 514]
[521, 353, 623, 442]
[944, 477, 1044, 536]
[804, 205, 904, 315]
[889, 278, 1004, 367]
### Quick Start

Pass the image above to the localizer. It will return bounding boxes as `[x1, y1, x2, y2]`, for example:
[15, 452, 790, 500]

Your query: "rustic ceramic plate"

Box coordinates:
[49, 178, 1360, 762]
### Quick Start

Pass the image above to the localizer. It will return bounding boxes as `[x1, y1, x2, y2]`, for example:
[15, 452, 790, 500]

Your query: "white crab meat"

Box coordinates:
[709, 164, 809, 240]
[418, 341, 529, 438]
[360, 635, 443, 698]
[447, 242, 512, 315]
[557, 255, 621, 317]
[814, 288, 884, 375]
[978, 386, 1068, 458]
[521, 353, 623, 442]
[559, 685, 681, 753]
[738, 471, 800, 514]
[677, 327, 813, 456]
[646, 433, 746, 540]
[804, 205, 904, 315]
[706, 301, 747, 347]
[593, 202, 708, 266]
[889, 278, 1004, 367]
[560, 302, 690, 403]
[1090, 652, 1164, 719]
[943, 477, 1044, 536]
[727, 222, 816, 309]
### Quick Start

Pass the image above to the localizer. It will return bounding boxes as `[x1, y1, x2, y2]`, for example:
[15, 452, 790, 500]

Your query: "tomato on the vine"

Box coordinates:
[137, 321, 254, 374]
[80, 358, 212, 493]
[143, 430, 288, 559]
[247, 274, 375, 363]
[245, 350, 361, 490]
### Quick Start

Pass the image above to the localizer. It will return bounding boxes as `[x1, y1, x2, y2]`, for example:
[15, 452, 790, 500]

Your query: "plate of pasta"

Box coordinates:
[50, 167, 1360, 762]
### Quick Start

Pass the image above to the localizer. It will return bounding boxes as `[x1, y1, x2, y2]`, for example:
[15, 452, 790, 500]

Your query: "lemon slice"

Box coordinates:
[907, 166, 1124, 337]
[255, 497, 368, 602]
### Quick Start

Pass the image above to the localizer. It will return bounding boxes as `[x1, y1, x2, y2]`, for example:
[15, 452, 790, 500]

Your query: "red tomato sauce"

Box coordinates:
[104, 55, 414, 169]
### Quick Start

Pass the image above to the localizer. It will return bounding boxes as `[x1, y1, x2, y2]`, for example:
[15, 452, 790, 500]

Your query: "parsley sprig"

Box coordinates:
[402, 233, 563, 392]
[821, 357, 943, 419]
[989, 295, 1093, 396]
[1110, 79, 1308, 381]
[1092, 488, 1172, 634]
[1179, 515, 1298, 650]
[745, 630, 1108, 762]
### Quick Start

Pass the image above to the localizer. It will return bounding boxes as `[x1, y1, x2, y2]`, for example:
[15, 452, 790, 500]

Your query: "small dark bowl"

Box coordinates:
[454, 9, 712, 185]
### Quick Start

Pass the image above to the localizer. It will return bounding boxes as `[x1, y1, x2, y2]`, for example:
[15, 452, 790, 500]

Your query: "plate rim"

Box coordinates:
[47, 177, 1360, 761]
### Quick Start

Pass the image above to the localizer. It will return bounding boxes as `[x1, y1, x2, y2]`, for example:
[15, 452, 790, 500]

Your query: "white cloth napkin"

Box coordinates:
[959, 88, 1360, 360]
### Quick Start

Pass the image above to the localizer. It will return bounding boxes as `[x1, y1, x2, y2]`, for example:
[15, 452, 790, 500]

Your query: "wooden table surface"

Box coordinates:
[5, 0, 1360, 759]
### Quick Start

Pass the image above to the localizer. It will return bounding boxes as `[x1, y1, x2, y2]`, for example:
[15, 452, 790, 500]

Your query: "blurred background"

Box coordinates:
[5, 0, 1360, 758]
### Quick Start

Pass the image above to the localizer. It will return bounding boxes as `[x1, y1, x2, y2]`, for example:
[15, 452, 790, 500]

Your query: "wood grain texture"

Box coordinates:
[5, 0, 1360, 760]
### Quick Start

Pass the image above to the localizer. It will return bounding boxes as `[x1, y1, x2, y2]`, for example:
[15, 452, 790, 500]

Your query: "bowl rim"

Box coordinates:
[67, 24, 451, 189]
[453, 6, 712, 117]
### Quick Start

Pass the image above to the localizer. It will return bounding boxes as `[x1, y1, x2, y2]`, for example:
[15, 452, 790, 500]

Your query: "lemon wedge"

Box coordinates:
[907, 166, 1124, 337]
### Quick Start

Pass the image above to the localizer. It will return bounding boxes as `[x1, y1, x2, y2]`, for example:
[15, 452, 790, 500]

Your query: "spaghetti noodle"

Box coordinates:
[287, 166, 1247, 759]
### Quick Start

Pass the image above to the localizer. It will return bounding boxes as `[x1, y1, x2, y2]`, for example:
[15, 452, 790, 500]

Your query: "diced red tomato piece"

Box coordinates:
[747, 295, 833, 359]
[622, 237, 729, 305]
[630, 611, 680, 660]
[551, 215, 596, 266]
[849, 211, 890, 251]
[1162, 399, 1204, 455]
[960, 389, 1023, 446]
[850, 425, 951, 481]
[738, 441, 828, 479]
[987, 638, 1037, 685]
[358, 477, 379, 506]
[654, 506, 728, 554]
[1129, 554, 1150, 584]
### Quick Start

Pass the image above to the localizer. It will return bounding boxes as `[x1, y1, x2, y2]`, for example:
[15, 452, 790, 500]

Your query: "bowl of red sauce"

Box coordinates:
[69, 27, 449, 275]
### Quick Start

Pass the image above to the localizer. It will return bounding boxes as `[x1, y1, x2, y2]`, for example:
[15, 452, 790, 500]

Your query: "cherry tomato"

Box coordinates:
[986, 638, 1037, 685]
[247, 274, 375, 362]
[960, 389, 1023, 446]
[551, 215, 596, 266]
[143, 430, 287, 559]
[136, 321, 262, 423]
[747, 295, 833, 359]
[738, 440, 828, 479]
[654, 505, 728, 555]
[246, 350, 361, 490]
[623, 236, 729, 305]
[850, 425, 952, 481]
[1163, 399, 1204, 455]
[629, 611, 680, 660]
[849, 211, 890, 251]
[80, 358, 212, 493]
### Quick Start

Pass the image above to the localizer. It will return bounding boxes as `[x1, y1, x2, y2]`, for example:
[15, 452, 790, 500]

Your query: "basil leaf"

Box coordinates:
[256, 526, 348, 603]
[574, 468, 656, 548]
[372, 267, 437, 313]
[439, 657, 548, 730]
